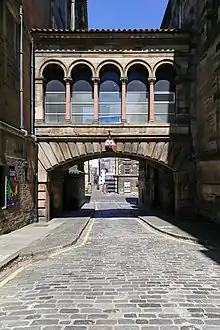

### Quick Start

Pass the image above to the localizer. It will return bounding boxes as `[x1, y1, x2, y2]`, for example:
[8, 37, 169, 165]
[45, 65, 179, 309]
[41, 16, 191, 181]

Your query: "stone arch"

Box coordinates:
[38, 140, 190, 173]
[39, 60, 67, 78]
[37, 140, 193, 222]
[125, 60, 152, 78]
[153, 60, 180, 77]
[68, 60, 96, 77]
[96, 60, 124, 77]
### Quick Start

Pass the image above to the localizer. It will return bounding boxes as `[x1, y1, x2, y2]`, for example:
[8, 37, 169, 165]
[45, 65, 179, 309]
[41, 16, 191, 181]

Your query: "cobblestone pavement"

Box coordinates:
[0, 196, 220, 329]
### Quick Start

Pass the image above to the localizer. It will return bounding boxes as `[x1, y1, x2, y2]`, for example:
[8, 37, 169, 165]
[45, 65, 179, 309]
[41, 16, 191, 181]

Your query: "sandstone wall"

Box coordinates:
[0, 127, 36, 235]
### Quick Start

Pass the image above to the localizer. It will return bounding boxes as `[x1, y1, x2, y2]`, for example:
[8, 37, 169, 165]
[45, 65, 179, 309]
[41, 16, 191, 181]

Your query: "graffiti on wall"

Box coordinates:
[6, 166, 19, 207]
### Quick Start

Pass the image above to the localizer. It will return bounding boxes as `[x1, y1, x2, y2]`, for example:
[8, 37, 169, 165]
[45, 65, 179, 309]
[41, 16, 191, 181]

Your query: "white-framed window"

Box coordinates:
[124, 181, 131, 193]
[124, 165, 130, 175]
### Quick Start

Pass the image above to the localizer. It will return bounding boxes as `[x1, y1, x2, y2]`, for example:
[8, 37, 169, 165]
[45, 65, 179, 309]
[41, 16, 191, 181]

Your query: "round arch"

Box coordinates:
[68, 60, 95, 77]
[38, 140, 190, 174]
[96, 60, 124, 77]
[125, 60, 152, 78]
[153, 60, 180, 77]
[39, 60, 67, 78]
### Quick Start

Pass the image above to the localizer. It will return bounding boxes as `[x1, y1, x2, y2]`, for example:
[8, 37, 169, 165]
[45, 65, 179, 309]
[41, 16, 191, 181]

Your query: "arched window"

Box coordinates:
[43, 64, 65, 123]
[126, 65, 149, 124]
[154, 64, 177, 122]
[71, 66, 93, 124]
[99, 65, 121, 124]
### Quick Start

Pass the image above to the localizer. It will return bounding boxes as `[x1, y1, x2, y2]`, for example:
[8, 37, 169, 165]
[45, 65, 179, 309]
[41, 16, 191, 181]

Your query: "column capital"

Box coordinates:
[120, 77, 128, 83]
[92, 77, 100, 83]
[148, 77, 156, 84]
[64, 77, 72, 83]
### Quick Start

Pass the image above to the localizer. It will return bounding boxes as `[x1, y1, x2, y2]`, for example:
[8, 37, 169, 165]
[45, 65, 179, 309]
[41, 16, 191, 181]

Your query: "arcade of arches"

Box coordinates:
[41, 62, 177, 125]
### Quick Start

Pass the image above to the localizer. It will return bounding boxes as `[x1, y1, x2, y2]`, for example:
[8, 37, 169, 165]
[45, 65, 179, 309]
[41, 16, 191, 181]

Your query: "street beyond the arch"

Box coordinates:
[0, 191, 220, 330]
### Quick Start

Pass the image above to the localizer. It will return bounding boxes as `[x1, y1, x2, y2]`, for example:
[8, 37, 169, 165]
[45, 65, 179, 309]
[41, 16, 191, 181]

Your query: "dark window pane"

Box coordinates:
[154, 93, 175, 102]
[46, 80, 65, 92]
[72, 80, 92, 92]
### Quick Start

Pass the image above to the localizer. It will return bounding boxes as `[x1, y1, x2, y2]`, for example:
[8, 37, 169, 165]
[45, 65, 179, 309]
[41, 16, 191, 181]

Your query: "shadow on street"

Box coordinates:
[61, 193, 220, 265]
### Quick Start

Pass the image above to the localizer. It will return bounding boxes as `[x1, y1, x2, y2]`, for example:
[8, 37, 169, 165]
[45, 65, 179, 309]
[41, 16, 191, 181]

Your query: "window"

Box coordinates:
[124, 165, 130, 175]
[124, 182, 131, 193]
[0, 166, 6, 207]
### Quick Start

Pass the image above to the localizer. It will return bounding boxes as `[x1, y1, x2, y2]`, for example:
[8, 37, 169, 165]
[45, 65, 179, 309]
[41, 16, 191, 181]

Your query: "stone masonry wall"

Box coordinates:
[0, 128, 35, 235]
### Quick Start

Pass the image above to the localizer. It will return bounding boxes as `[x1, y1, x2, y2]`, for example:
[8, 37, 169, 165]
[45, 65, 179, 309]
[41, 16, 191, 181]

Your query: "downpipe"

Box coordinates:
[19, 4, 24, 130]
[31, 38, 39, 222]
[71, 0, 75, 30]
[20, 4, 38, 221]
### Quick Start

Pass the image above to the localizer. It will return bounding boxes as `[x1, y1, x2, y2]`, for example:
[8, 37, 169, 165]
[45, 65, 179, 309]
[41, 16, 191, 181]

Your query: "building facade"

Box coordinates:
[0, 0, 86, 235]
[32, 28, 194, 222]
[162, 0, 220, 223]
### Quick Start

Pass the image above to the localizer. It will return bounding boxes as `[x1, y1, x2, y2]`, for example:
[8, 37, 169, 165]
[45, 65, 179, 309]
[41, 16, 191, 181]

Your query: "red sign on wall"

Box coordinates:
[104, 138, 117, 147]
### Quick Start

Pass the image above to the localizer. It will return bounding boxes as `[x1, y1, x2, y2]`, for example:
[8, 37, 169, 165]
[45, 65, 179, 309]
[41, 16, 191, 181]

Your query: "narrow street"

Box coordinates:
[0, 194, 220, 330]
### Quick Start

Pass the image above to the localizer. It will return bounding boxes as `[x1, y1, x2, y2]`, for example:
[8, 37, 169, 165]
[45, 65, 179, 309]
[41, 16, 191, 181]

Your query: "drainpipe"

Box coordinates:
[71, 0, 75, 30]
[19, 4, 24, 130]
[30, 38, 34, 135]
[30, 37, 38, 221]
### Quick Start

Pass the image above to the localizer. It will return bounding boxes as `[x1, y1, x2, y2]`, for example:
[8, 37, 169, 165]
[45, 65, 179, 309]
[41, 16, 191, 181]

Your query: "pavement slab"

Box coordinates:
[0, 204, 94, 269]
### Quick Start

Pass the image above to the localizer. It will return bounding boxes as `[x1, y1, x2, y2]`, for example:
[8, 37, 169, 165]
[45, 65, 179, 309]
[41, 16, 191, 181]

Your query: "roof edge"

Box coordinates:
[31, 28, 189, 34]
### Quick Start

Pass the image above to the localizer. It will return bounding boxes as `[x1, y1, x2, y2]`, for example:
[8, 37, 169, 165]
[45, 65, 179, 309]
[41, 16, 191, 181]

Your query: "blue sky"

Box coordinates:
[88, 0, 169, 29]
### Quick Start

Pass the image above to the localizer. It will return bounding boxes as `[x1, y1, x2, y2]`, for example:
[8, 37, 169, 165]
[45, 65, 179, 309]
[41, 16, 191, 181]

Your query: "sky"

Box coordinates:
[88, 0, 169, 30]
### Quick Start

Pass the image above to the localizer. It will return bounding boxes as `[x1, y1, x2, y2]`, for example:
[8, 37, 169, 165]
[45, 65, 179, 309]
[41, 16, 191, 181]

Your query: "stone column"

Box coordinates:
[121, 77, 127, 122]
[92, 77, 100, 122]
[148, 77, 156, 122]
[35, 78, 45, 124]
[64, 77, 72, 123]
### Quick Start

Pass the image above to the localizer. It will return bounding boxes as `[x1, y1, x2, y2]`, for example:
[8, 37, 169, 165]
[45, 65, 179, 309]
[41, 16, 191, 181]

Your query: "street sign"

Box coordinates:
[104, 137, 117, 147]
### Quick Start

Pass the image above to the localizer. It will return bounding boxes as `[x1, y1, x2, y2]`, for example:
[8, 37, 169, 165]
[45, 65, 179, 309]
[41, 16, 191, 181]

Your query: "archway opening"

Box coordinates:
[99, 65, 121, 124]
[154, 63, 177, 123]
[71, 65, 93, 124]
[43, 64, 65, 123]
[48, 155, 175, 220]
[126, 64, 149, 124]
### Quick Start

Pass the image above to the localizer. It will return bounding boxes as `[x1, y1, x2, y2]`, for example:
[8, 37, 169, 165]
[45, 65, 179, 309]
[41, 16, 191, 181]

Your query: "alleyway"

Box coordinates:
[0, 195, 220, 329]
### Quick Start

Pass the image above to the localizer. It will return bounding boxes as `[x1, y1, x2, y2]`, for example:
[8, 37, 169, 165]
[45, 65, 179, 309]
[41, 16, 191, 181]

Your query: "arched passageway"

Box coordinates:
[37, 140, 194, 222]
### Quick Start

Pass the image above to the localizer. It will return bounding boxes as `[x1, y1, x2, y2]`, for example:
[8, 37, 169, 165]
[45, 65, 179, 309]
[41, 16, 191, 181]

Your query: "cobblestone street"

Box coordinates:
[0, 195, 220, 329]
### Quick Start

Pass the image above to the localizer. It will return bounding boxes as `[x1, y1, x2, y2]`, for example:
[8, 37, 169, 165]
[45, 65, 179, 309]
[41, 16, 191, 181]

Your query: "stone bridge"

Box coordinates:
[36, 124, 193, 222]
[33, 28, 194, 222]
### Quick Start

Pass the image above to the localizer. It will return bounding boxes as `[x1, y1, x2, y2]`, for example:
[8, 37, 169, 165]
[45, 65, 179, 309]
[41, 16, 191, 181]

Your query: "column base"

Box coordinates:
[93, 119, 99, 124]
[65, 119, 71, 124]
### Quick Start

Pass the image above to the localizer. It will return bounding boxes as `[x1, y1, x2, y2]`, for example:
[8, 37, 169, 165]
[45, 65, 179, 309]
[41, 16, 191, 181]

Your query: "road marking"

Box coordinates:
[0, 218, 96, 288]
[50, 219, 95, 257]
[136, 218, 201, 246]
[0, 264, 32, 289]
